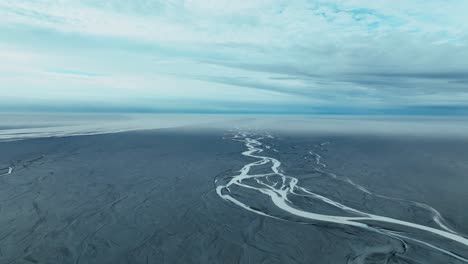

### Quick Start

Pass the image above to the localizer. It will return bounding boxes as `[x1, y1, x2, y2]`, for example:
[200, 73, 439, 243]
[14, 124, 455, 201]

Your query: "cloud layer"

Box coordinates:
[1, 0, 468, 114]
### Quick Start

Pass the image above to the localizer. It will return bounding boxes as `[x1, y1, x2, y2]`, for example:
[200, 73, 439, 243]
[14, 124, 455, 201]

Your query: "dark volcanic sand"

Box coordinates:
[0, 128, 467, 263]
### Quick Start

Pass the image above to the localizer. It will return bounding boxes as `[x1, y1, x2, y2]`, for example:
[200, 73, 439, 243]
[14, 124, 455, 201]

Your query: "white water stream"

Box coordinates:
[215, 132, 468, 262]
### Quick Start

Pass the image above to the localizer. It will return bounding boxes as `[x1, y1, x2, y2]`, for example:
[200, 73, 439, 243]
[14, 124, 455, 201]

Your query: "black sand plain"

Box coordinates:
[0, 127, 467, 263]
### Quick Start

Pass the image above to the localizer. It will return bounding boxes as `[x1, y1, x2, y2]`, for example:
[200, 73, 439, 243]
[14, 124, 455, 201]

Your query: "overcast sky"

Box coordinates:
[1, 0, 468, 114]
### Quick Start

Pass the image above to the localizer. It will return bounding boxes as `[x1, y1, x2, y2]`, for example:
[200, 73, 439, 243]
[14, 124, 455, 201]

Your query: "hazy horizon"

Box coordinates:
[2, 113, 468, 143]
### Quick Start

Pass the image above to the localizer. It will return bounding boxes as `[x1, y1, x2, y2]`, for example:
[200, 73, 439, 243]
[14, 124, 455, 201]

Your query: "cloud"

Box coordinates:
[46, 68, 105, 77]
[0, 0, 467, 114]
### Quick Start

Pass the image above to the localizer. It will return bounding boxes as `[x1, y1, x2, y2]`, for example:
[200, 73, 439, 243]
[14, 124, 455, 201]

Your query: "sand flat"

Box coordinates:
[0, 128, 467, 263]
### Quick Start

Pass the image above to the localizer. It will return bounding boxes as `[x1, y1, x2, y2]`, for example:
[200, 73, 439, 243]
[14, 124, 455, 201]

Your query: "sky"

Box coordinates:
[1, 0, 468, 114]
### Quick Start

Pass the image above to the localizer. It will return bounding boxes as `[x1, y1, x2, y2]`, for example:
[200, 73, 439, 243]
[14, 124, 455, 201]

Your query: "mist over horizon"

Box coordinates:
[2, 113, 468, 143]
